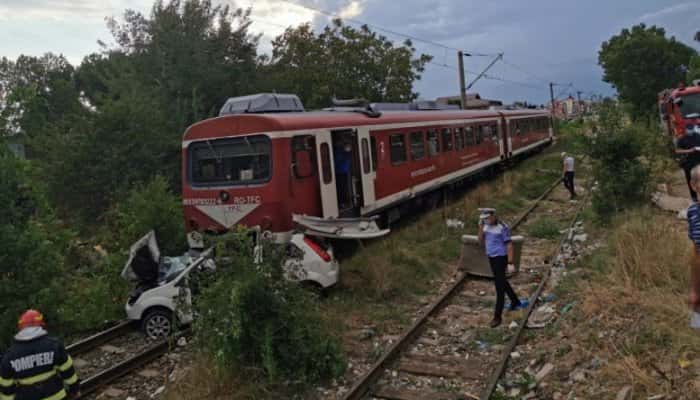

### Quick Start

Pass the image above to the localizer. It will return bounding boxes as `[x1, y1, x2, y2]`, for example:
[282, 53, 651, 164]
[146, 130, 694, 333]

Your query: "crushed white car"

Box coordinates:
[121, 231, 214, 340]
[122, 230, 339, 339]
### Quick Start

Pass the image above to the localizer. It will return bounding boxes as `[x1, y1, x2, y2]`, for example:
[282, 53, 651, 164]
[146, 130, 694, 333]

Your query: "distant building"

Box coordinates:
[549, 95, 592, 119]
[435, 93, 503, 110]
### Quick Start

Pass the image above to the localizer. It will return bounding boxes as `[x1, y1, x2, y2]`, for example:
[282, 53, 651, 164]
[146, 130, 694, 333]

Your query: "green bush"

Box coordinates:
[0, 144, 72, 346]
[584, 103, 652, 219]
[193, 231, 345, 384]
[105, 176, 186, 255]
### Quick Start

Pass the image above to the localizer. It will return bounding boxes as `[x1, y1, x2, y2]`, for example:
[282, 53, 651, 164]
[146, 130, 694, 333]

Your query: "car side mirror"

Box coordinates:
[294, 151, 313, 178]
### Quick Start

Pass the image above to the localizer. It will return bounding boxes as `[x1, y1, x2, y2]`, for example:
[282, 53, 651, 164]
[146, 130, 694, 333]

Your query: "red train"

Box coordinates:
[181, 94, 552, 241]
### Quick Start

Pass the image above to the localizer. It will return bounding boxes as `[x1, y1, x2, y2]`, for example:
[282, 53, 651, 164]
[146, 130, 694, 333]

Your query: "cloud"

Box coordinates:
[0, 0, 117, 21]
[638, 2, 699, 22]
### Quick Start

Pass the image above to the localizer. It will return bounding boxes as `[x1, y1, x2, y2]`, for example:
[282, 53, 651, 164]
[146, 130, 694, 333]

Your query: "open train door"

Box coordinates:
[293, 129, 389, 240]
[314, 129, 339, 218]
[356, 127, 376, 211]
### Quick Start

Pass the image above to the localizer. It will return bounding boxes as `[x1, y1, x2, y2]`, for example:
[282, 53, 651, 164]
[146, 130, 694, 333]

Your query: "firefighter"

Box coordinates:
[0, 310, 79, 400]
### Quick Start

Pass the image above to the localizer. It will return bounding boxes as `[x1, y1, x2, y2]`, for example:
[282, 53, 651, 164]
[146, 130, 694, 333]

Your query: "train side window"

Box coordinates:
[464, 126, 475, 146]
[441, 128, 453, 151]
[361, 138, 371, 174]
[482, 125, 491, 141]
[427, 129, 439, 156]
[410, 131, 425, 160]
[370, 136, 377, 171]
[390, 134, 407, 165]
[320, 143, 332, 184]
[455, 127, 464, 150]
[476, 126, 483, 144]
[491, 124, 499, 140]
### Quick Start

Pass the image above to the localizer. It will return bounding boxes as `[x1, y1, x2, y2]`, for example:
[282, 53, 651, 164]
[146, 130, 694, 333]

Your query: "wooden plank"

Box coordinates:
[372, 387, 463, 400]
[397, 360, 481, 380]
[403, 353, 479, 368]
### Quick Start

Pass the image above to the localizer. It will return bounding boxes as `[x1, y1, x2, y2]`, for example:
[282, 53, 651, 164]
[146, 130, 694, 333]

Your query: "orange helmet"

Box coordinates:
[18, 310, 45, 330]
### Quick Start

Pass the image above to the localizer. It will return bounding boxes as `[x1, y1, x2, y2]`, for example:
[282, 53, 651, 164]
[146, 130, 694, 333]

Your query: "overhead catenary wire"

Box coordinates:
[427, 61, 547, 92]
[500, 58, 550, 85]
[256, 0, 561, 95]
[277, 0, 496, 57]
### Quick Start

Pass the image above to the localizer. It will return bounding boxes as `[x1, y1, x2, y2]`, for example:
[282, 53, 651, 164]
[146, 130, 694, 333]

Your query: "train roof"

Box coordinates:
[183, 108, 549, 142]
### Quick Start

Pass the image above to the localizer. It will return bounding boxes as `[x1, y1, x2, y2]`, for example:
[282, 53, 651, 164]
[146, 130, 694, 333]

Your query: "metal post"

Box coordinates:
[458, 51, 467, 110]
[576, 90, 583, 118]
[549, 82, 557, 136]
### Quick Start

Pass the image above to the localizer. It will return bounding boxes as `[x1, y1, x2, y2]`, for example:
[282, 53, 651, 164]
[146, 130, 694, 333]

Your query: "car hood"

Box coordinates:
[121, 231, 161, 283]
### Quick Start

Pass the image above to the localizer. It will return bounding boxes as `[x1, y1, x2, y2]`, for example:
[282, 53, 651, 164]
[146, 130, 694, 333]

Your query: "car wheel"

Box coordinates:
[142, 308, 173, 340]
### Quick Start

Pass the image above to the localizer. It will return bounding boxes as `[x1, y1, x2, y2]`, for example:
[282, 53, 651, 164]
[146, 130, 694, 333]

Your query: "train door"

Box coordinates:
[331, 129, 364, 218]
[499, 117, 509, 159]
[357, 127, 376, 213]
[294, 128, 389, 240]
[314, 130, 339, 218]
[505, 118, 514, 158]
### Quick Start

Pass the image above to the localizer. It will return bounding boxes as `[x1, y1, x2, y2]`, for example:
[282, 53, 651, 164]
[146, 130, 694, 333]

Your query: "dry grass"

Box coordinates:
[164, 356, 279, 400]
[576, 208, 700, 396]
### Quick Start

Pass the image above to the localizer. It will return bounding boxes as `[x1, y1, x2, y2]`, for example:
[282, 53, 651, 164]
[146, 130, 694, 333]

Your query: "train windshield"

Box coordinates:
[189, 135, 271, 185]
[680, 93, 700, 118]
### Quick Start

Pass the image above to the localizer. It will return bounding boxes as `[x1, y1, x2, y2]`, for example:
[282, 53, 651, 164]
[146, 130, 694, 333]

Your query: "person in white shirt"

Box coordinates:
[561, 152, 576, 199]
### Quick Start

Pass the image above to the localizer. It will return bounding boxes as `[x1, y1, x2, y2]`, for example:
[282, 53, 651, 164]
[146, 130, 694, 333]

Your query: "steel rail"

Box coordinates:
[341, 176, 562, 400]
[479, 185, 591, 400]
[75, 330, 188, 399]
[67, 320, 134, 356]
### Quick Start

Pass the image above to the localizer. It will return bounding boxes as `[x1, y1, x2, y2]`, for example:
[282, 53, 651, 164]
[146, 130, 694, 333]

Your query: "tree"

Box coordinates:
[104, 0, 260, 121]
[0, 54, 86, 141]
[689, 31, 700, 83]
[598, 24, 697, 120]
[0, 144, 71, 346]
[266, 19, 432, 109]
[0, 1, 261, 222]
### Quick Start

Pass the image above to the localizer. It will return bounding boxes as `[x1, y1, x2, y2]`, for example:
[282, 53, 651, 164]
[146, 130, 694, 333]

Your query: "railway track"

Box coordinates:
[67, 320, 187, 399]
[341, 177, 589, 400]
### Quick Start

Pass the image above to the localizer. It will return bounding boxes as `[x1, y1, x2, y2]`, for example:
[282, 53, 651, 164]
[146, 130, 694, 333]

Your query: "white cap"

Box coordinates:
[561, 152, 567, 158]
[478, 207, 496, 219]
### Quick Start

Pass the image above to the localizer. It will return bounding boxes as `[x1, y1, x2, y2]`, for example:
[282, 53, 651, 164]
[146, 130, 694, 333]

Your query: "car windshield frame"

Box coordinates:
[680, 93, 700, 118]
[188, 134, 272, 187]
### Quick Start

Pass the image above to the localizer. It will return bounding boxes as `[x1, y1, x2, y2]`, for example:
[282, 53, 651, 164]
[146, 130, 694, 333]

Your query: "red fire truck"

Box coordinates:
[659, 80, 700, 140]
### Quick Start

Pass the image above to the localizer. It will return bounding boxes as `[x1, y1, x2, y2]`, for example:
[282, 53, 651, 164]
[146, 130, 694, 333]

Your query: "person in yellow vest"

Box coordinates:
[0, 310, 79, 400]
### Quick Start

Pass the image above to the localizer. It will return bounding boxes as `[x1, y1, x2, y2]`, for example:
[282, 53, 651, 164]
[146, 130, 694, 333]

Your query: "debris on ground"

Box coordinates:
[446, 218, 466, 229]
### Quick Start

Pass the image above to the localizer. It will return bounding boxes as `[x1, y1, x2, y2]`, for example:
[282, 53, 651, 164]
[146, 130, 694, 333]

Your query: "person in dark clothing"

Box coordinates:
[478, 208, 527, 328]
[0, 310, 79, 400]
[676, 132, 700, 202]
[334, 142, 352, 210]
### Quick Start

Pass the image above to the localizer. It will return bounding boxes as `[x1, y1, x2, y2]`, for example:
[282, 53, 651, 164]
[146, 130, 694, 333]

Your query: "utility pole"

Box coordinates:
[458, 51, 467, 110]
[576, 90, 583, 118]
[549, 82, 556, 136]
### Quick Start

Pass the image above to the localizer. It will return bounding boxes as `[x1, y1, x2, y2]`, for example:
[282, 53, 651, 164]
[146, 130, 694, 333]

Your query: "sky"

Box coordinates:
[1, 0, 699, 105]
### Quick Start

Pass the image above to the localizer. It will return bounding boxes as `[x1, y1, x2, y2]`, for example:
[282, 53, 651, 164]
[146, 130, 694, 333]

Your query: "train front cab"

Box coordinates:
[182, 127, 344, 289]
